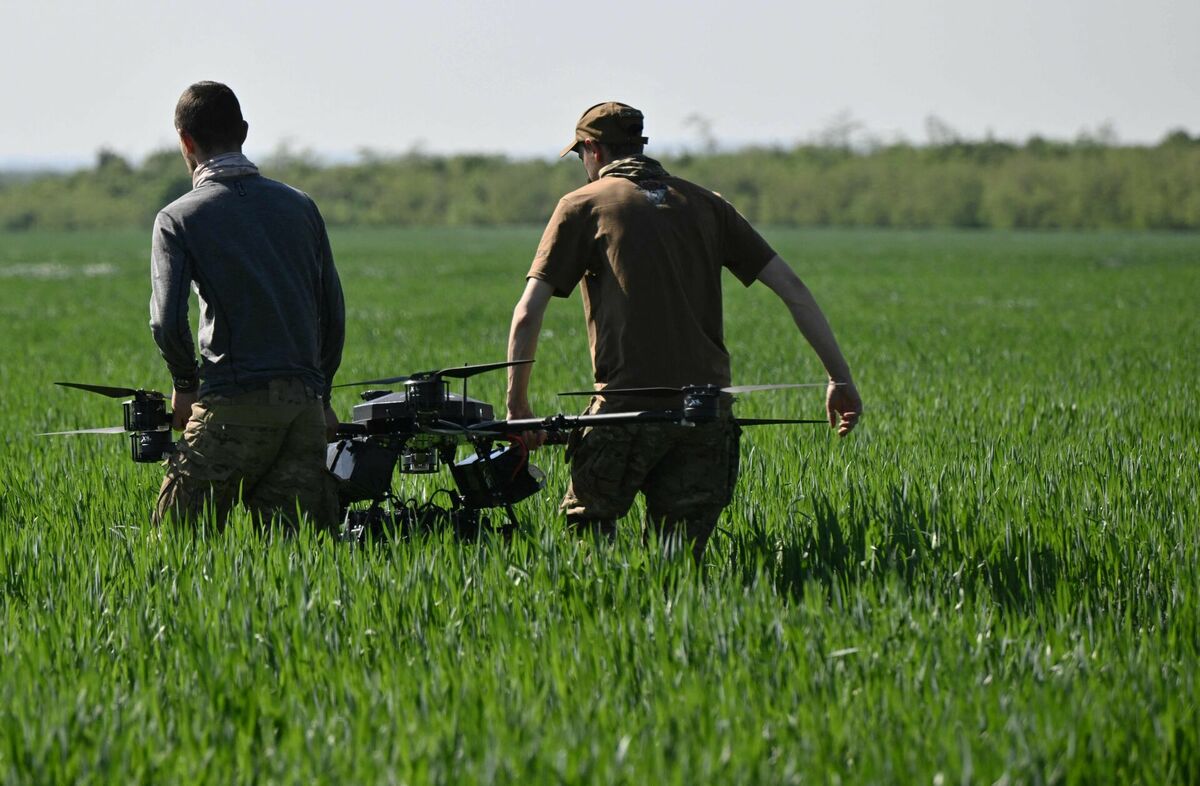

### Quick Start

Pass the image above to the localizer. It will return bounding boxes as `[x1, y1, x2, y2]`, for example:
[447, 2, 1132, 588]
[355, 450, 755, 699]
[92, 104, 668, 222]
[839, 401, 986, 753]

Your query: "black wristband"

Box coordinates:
[172, 375, 199, 393]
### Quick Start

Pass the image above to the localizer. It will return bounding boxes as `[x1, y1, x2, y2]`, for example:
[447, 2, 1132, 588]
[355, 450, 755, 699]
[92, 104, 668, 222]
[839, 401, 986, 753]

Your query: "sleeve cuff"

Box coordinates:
[171, 373, 199, 392]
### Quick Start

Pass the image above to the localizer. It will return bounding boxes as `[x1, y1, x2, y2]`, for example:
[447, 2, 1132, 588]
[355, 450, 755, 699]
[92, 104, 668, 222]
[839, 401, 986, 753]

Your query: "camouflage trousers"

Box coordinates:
[561, 400, 741, 560]
[154, 377, 339, 531]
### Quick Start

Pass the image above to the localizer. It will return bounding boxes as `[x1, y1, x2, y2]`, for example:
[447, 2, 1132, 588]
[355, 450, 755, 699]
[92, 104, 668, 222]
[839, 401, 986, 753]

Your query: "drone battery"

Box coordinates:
[327, 439, 400, 503]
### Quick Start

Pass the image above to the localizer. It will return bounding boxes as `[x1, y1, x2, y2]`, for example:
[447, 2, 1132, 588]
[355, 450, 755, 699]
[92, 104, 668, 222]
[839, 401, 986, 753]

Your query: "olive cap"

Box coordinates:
[559, 101, 649, 157]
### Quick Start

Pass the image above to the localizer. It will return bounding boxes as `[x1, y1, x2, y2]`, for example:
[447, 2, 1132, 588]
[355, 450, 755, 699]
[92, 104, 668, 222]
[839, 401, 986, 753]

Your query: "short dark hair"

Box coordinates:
[174, 81, 247, 151]
[601, 141, 645, 158]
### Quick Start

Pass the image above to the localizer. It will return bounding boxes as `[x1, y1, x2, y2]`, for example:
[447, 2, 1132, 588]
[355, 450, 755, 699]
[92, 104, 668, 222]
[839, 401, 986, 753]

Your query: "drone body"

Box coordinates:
[324, 361, 547, 536]
[44, 361, 829, 539]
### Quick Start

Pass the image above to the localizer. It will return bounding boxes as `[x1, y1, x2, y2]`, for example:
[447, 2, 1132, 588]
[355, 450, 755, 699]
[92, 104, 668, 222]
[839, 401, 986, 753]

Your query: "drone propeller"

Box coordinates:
[38, 425, 128, 436]
[437, 359, 533, 380]
[333, 359, 534, 389]
[735, 417, 827, 426]
[557, 381, 834, 398]
[55, 381, 157, 398]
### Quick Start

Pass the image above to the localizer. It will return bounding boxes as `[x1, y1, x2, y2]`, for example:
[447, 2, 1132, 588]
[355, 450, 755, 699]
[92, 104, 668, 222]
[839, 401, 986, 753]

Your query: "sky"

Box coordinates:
[1, 0, 1197, 169]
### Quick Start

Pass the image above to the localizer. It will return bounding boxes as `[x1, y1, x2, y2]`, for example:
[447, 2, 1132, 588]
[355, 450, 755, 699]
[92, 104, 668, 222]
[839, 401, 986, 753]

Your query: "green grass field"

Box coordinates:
[1, 227, 1197, 784]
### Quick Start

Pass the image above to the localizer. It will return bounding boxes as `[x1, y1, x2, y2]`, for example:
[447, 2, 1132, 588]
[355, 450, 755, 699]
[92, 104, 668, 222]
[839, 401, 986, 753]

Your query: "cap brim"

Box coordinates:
[559, 140, 581, 158]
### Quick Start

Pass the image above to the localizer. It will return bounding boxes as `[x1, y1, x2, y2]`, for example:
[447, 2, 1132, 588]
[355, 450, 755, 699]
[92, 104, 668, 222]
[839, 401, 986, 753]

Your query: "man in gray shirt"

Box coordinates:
[150, 81, 345, 531]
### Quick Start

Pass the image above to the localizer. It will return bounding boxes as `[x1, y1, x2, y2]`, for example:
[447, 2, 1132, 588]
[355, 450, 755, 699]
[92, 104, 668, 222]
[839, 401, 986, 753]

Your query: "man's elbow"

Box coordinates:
[511, 299, 546, 330]
[149, 318, 168, 345]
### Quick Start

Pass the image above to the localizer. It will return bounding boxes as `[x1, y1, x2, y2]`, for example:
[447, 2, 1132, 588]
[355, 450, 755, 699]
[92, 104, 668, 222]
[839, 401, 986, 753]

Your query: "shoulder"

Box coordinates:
[560, 177, 633, 209]
[158, 186, 207, 220]
[251, 175, 317, 205]
[664, 175, 725, 204]
[265, 176, 326, 222]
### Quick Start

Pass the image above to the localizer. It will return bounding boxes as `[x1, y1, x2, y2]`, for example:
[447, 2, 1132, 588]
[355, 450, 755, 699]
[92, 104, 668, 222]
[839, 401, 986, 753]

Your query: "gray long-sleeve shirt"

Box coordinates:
[149, 173, 345, 399]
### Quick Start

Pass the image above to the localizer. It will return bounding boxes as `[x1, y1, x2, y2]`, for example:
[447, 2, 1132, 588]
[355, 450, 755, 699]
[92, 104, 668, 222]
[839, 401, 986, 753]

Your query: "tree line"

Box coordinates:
[2, 131, 1198, 232]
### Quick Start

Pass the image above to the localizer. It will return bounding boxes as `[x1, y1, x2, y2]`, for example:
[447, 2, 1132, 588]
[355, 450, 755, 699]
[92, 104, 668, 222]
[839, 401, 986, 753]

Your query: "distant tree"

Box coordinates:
[96, 148, 133, 174]
[1159, 128, 1196, 147]
[683, 113, 718, 155]
[815, 110, 864, 151]
[924, 115, 960, 147]
[3, 130, 1200, 231]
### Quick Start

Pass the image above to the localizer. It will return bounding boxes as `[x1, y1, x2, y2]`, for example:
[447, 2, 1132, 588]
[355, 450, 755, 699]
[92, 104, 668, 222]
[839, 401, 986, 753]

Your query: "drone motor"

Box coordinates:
[681, 385, 723, 424]
[405, 376, 449, 418]
[121, 395, 173, 463]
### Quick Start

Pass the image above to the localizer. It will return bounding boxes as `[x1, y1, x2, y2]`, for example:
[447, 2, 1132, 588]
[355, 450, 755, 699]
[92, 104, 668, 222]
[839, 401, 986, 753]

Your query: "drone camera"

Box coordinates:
[401, 448, 440, 473]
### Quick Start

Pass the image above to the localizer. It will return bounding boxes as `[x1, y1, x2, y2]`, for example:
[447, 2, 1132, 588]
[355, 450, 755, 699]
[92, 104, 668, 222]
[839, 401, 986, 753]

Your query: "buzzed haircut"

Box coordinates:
[174, 81, 247, 151]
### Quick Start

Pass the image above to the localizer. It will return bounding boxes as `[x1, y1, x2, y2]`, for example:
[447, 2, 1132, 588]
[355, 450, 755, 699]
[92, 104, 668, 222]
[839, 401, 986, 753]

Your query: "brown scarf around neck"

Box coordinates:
[598, 155, 670, 181]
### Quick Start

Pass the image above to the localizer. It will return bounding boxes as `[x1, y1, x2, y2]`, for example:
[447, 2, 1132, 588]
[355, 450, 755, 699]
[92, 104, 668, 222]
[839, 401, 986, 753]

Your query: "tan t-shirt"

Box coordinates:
[528, 173, 776, 405]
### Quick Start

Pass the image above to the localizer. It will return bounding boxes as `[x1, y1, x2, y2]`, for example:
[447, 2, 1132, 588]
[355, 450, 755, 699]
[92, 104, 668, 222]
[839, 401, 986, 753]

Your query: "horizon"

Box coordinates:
[2, 117, 1193, 175]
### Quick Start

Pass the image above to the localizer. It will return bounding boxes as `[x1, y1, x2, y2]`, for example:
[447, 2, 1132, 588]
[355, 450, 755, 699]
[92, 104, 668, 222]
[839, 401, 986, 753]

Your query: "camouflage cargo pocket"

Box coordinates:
[561, 426, 640, 520]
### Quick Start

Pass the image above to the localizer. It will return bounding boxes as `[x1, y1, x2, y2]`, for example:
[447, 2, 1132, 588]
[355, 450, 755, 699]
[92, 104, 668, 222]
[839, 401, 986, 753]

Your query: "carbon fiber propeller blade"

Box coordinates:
[724, 383, 831, 394]
[55, 381, 141, 398]
[334, 359, 533, 388]
[39, 426, 128, 436]
[559, 381, 832, 397]
[734, 418, 827, 426]
[557, 387, 683, 398]
[437, 359, 533, 379]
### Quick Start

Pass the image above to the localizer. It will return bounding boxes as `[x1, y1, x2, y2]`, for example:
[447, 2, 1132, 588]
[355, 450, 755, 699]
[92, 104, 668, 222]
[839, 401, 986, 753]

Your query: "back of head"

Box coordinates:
[175, 81, 248, 151]
[561, 101, 649, 158]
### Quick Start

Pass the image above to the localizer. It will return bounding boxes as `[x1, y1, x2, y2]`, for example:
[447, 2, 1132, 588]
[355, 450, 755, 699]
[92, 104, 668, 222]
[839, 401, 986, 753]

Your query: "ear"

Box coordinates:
[582, 138, 605, 161]
[178, 130, 199, 155]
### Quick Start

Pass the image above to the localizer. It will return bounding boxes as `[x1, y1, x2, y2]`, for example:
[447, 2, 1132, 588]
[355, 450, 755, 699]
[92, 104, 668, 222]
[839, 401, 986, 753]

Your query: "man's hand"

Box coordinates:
[506, 402, 547, 450]
[827, 381, 862, 437]
[170, 389, 198, 431]
[323, 405, 339, 442]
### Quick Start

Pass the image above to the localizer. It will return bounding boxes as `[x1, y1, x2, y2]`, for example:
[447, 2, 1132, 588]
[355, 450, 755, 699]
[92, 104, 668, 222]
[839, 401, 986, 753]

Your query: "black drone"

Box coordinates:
[43, 361, 829, 539]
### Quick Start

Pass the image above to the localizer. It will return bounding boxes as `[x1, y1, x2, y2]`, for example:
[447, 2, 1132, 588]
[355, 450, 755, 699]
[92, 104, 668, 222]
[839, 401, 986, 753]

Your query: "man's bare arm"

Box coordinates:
[756, 255, 862, 436]
[506, 278, 555, 421]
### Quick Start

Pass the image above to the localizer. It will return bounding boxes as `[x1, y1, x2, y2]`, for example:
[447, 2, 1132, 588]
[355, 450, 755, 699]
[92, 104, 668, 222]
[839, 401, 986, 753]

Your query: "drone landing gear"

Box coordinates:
[338, 490, 520, 544]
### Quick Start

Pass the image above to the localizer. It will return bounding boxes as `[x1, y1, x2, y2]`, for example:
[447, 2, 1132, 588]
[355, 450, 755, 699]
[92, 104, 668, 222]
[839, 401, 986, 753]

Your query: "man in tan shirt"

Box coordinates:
[507, 101, 861, 560]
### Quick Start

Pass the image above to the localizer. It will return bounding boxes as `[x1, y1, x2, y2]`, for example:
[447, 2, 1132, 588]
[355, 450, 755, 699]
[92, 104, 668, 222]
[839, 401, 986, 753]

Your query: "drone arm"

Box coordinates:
[506, 278, 554, 418]
[149, 212, 200, 387]
[495, 410, 681, 433]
